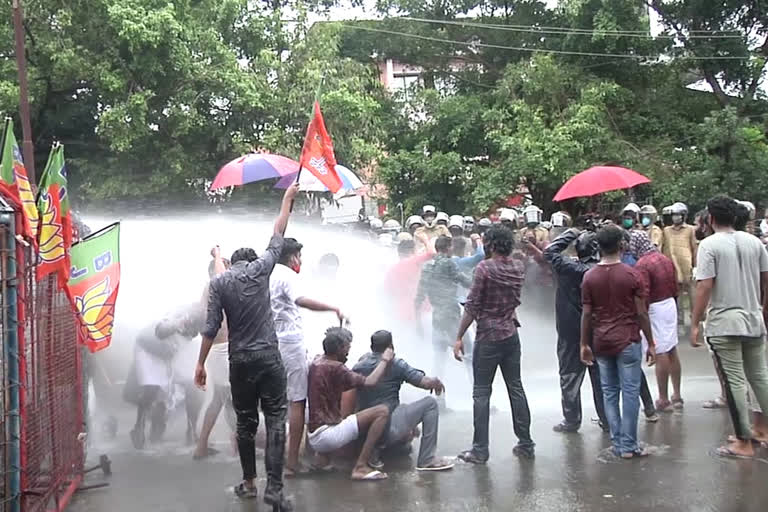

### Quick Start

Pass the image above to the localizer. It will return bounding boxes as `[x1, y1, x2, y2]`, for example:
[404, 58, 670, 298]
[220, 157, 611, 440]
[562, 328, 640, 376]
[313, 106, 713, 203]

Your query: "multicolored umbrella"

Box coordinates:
[210, 153, 300, 190]
[553, 166, 650, 202]
[274, 164, 364, 193]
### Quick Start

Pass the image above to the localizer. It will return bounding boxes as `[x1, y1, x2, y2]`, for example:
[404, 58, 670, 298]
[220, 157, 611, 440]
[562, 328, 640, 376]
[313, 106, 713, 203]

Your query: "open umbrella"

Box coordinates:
[274, 164, 364, 193]
[210, 153, 300, 190]
[553, 166, 650, 202]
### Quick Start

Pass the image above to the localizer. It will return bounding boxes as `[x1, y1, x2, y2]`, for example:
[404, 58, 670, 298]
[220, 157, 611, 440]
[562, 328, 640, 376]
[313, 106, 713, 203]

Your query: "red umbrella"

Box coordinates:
[553, 166, 650, 202]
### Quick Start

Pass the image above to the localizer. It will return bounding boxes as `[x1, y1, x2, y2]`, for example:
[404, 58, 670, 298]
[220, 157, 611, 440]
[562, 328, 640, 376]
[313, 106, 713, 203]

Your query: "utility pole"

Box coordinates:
[12, 0, 35, 184]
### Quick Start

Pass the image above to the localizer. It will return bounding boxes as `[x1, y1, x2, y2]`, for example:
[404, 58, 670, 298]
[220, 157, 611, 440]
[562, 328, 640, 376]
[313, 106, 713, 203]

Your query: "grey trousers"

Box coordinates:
[386, 396, 439, 467]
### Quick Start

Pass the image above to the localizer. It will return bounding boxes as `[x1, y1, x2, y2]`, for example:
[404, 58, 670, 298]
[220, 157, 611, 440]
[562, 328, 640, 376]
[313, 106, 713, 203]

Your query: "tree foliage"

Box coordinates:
[2, 0, 768, 215]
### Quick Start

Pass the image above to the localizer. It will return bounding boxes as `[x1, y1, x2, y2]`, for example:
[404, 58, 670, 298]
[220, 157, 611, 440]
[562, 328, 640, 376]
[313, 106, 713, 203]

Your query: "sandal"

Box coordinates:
[655, 399, 674, 413]
[621, 448, 650, 459]
[672, 398, 685, 410]
[234, 482, 258, 499]
[713, 446, 753, 460]
[703, 397, 728, 409]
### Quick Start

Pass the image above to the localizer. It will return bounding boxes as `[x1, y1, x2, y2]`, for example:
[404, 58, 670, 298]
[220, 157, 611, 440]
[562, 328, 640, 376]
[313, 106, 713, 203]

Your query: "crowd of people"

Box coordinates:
[120, 183, 768, 511]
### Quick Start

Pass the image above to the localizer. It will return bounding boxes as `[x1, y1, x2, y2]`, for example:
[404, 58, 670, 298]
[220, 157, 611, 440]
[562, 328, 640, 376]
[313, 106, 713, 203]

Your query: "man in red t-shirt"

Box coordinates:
[630, 231, 682, 412]
[580, 224, 656, 459]
[383, 234, 434, 323]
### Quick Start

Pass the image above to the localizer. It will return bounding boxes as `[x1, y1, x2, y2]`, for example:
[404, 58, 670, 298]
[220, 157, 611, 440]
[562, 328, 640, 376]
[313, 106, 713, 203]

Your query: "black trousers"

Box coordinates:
[229, 351, 287, 494]
[557, 335, 607, 428]
[472, 334, 534, 460]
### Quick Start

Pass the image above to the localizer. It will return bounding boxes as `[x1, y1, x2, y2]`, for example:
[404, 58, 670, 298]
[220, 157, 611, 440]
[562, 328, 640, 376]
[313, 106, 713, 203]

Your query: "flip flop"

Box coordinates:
[726, 435, 768, 447]
[284, 465, 312, 478]
[703, 398, 728, 409]
[655, 399, 674, 413]
[621, 449, 650, 459]
[672, 398, 685, 410]
[713, 446, 754, 460]
[308, 463, 337, 474]
[352, 470, 388, 481]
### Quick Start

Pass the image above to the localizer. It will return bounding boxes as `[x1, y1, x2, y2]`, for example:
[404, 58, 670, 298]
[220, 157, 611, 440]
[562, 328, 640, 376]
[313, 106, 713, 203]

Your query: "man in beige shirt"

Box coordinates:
[663, 203, 697, 324]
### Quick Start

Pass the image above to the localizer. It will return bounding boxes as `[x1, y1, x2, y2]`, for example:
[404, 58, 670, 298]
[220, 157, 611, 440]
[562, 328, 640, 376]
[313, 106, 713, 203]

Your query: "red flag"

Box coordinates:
[299, 101, 342, 193]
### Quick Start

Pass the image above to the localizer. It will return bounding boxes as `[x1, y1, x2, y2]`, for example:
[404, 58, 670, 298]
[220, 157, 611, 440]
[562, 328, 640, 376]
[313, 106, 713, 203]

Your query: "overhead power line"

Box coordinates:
[398, 16, 745, 39]
[340, 25, 750, 60]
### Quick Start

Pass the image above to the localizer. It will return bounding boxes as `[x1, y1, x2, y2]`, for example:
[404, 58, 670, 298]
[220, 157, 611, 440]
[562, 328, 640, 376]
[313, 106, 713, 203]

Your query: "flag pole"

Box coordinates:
[291, 73, 327, 212]
[12, 0, 35, 184]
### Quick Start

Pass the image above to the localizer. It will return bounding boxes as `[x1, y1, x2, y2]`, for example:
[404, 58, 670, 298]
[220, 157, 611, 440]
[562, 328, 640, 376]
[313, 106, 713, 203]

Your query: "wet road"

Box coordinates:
[70, 319, 768, 512]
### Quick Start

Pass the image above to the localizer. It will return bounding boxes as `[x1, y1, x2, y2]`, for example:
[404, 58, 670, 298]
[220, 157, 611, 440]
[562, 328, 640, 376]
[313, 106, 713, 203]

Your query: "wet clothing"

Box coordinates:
[307, 357, 366, 433]
[353, 353, 425, 412]
[269, 263, 304, 342]
[416, 254, 473, 357]
[597, 342, 642, 456]
[635, 252, 678, 304]
[543, 229, 607, 428]
[465, 257, 525, 343]
[384, 251, 434, 322]
[471, 334, 533, 460]
[387, 397, 440, 468]
[581, 263, 646, 357]
[204, 234, 284, 358]
[229, 351, 287, 486]
[696, 231, 768, 338]
[663, 225, 697, 283]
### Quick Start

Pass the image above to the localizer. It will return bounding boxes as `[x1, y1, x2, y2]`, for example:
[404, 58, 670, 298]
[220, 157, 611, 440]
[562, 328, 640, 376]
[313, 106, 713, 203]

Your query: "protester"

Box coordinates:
[269, 237, 345, 477]
[691, 195, 768, 459]
[307, 327, 394, 480]
[125, 304, 200, 450]
[663, 202, 697, 325]
[383, 233, 433, 324]
[194, 249, 235, 460]
[194, 183, 298, 509]
[543, 228, 608, 433]
[416, 236, 474, 398]
[630, 231, 683, 413]
[454, 225, 535, 462]
[350, 330, 455, 471]
[580, 224, 657, 459]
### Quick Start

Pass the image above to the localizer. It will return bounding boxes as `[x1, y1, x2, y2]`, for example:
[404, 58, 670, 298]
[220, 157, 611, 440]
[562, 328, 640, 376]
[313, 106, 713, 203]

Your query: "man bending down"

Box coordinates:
[307, 327, 394, 480]
[351, 330, 455, 471]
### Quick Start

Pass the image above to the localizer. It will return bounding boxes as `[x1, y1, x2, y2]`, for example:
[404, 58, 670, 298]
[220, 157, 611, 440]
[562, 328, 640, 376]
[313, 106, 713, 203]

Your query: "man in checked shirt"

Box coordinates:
[453, 225, 535, 463]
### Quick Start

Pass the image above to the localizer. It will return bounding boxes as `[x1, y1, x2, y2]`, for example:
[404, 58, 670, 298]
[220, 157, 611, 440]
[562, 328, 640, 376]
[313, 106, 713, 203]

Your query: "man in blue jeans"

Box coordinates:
[453, 225, 535, 462]
[579, 224, 657, 459]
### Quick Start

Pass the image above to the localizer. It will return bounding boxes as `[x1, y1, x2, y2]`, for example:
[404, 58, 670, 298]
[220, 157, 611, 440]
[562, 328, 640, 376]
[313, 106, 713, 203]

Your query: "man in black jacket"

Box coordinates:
[543, 228, 608, 433]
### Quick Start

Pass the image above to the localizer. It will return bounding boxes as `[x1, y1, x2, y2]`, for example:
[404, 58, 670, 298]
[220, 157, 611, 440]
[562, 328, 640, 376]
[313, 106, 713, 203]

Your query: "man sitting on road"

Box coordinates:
[307, 327, 394, 481]
[350, 330, 455, 472]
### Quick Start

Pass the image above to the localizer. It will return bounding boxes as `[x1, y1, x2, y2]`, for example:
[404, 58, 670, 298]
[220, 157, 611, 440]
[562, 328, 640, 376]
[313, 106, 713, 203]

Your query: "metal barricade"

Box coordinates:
[0, 190, 83, 512]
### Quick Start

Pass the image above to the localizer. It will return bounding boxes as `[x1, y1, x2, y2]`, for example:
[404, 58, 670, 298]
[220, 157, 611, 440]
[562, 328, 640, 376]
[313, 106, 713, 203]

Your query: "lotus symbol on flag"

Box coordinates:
[74, 276, 115, 343]
[309, 156, 329, 176]
[14, 163, 39, 238]
[38, 191, 65, 263]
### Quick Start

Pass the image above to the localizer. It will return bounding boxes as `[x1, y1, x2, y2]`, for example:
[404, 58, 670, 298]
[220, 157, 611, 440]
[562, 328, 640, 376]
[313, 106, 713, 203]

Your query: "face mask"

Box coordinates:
[622, 218, 634, 229]
[672, 215, 683, 225]
[641, 216, 651, 227]
[290, 261, 301, 274]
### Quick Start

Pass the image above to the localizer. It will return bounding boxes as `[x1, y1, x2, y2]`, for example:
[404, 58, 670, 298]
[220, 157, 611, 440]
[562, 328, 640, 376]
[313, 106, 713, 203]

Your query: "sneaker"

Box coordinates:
[552, 422, 580, 433]
[416, 456, 455, 472]
[457, 450, 487, 464]
[645, 412, 660, 423]
[234, 482, 258, 500]
[264, 491, 294, 511]
[513, 444, 535, 459]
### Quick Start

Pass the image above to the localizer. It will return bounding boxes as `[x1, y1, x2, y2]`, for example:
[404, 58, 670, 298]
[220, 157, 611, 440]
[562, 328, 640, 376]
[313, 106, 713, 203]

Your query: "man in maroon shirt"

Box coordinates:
[630, 231, 682, 412]
[453, 225, 535, 463]
[580, 224, 656, 459]
[307, 327, 394, 481]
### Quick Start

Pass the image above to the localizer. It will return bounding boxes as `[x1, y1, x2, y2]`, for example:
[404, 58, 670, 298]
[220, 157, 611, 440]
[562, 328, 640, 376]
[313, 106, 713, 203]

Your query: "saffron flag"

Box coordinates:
[299, 101, 342, 193]
[1, 118, 39, 244]
[67, 222, 120, 353]
[36, 144, 72, 286]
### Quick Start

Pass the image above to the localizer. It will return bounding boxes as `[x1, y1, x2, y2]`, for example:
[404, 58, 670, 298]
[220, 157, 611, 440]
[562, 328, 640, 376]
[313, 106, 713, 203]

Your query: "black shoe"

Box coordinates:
[458, 450, 487, 464]
[513, 444, 535, 459]
[553, 422, 580, 433]
[264, 492, 294, 512]
[234, 482, 258, 500]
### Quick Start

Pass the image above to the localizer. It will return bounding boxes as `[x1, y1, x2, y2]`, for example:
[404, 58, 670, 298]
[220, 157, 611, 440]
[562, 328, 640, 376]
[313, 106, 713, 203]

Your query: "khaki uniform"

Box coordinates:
[414, 224, 452, 252]
[521, 226, 550, 246]
[662, 224, 697, 283]
[643, 224, 664, 252]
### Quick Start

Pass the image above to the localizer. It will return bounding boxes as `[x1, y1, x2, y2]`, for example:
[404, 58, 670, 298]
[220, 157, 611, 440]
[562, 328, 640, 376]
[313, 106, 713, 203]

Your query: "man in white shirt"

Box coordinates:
[270, 237, 345, 476]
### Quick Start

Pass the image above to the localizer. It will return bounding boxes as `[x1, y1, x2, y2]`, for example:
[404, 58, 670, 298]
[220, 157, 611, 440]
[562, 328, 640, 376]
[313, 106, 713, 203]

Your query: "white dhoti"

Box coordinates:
[207, 343, 230, 388]
[642, 297, 679, 355]
[134, 345, 173, 392]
